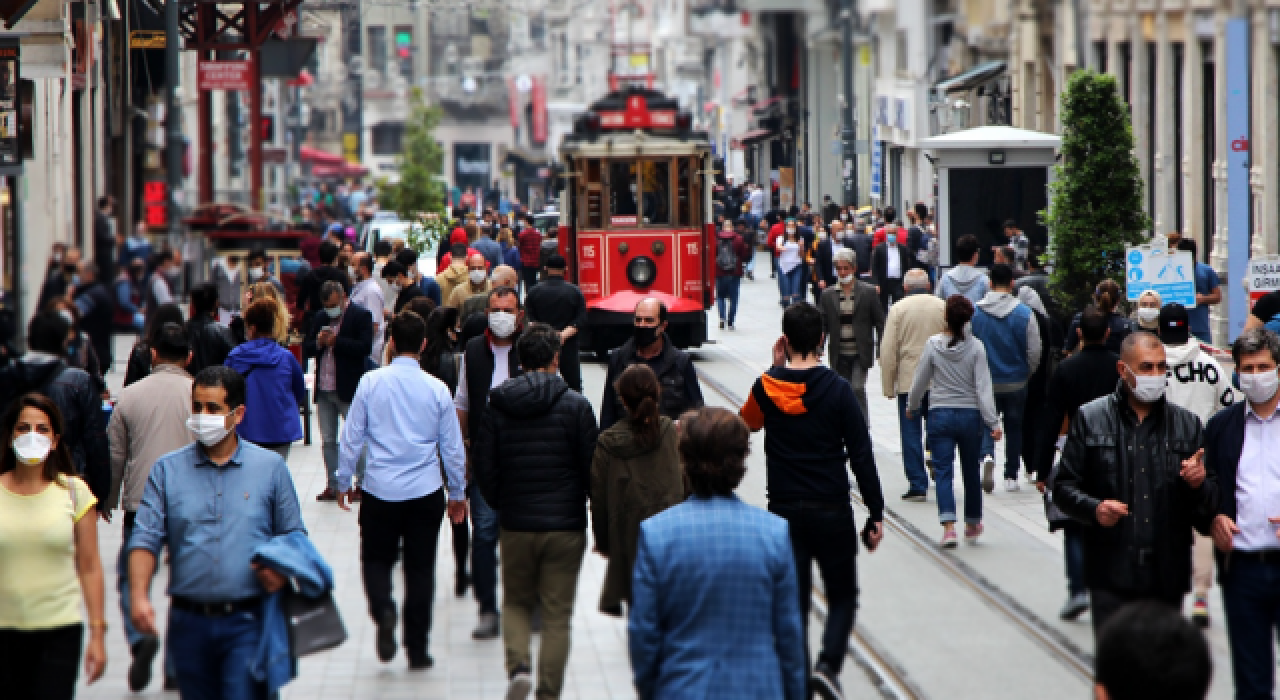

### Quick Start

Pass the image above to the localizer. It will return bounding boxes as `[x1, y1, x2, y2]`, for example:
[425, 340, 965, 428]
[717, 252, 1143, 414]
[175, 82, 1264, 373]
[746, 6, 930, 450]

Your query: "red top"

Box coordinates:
[517, 227, 542, 267]
[437, 247, 484, 274]
[299, 236, 323, 268]
[872, 226, 887, 248]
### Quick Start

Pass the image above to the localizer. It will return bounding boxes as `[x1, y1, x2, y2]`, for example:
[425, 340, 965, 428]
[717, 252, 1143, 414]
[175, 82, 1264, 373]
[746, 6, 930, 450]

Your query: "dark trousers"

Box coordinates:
[521, 267, 539, 295]
[469, 483, 501, 614]
[769, 502, 858, 674]
[0, 624, 83, 700]
[1089, 587, 1184, 640]
[878, 277, 904, 311]
[168, 605, 266, 700]
[1063, 526, 1085, 597]
[1222, 552, 1280, 700]
[452, 516, 471, 578]
[559, 337, 582, 392]
[359, 488, 445, 657]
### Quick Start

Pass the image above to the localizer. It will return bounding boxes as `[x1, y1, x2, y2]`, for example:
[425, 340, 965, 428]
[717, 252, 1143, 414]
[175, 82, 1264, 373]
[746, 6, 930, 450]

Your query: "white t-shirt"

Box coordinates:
[776, 237, 802, 274]
[454, 341, 513, 412]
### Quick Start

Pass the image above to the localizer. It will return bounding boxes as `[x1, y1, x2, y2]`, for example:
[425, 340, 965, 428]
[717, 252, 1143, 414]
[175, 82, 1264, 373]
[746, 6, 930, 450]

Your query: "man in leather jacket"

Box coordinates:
[1053, 331, 1216, 638]
[599, 298, 704, 431]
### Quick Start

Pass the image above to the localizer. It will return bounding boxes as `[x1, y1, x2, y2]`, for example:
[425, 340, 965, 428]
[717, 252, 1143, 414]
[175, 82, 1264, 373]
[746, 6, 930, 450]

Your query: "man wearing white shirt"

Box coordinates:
[337, 311, 467, 670]
[349, 252, 387, 363]
[1207, 328, 1280, 699]
[872, 221, 911, 311]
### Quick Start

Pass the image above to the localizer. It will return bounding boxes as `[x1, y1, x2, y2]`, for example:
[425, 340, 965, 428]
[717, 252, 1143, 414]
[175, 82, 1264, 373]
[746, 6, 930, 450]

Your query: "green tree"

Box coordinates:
[378, 89, 448, 250]
[1044, 70, 1151, 313]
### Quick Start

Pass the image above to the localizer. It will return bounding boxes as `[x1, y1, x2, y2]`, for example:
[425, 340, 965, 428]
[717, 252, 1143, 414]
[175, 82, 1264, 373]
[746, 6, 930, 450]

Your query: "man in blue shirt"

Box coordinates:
[337, 311, 468, 670]
[129, 366, 306, 699]
[1178, 238, 1221, 344]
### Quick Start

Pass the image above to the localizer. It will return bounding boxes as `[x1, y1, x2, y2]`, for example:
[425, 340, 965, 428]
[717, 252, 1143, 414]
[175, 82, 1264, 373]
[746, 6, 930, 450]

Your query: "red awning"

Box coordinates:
[311, 163, 369, 179]
[730, 128, 774, 150]
[300, 145, 344, 165]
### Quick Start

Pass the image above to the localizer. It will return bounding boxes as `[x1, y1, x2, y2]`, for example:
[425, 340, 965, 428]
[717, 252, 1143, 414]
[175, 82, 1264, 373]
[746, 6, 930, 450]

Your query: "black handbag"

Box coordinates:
[282, 590, 348, 657]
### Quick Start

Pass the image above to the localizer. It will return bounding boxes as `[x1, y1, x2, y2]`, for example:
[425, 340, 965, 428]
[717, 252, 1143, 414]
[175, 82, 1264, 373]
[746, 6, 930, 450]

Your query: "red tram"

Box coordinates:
[557, 88, 715, 356]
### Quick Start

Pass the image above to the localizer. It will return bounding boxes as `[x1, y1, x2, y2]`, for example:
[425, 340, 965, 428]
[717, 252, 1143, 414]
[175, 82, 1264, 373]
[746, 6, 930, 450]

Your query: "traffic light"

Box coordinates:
[261, 115, 275, 141]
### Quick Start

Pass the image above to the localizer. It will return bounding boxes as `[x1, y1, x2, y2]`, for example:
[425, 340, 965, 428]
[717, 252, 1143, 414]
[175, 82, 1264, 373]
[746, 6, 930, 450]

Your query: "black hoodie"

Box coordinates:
[473, 371, 600, 531]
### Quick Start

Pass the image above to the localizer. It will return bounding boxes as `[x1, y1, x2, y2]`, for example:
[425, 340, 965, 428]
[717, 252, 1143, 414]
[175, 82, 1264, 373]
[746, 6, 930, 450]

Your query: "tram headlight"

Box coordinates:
[627, 256, 658, 288]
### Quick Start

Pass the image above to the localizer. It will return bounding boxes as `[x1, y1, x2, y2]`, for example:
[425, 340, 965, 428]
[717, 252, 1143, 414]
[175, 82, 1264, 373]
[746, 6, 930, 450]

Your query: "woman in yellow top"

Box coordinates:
[0, 393, 107, 697]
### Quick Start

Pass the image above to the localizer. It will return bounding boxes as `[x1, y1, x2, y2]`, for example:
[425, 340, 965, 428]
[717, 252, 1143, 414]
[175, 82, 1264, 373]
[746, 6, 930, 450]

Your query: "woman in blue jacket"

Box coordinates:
[498, 228, 524, 291]
[224, 299, 306, 459]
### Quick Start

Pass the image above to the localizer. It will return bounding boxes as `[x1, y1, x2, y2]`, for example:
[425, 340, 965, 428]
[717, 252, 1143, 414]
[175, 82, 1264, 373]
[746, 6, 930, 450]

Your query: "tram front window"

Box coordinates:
[609, 162, 637, 221]
[641, 160, 670, 225]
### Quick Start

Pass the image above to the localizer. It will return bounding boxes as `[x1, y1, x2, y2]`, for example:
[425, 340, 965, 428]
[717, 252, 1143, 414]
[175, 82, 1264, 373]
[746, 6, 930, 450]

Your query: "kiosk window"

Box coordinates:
[641, 160, 671, 225]
[609, 162, 638, 223]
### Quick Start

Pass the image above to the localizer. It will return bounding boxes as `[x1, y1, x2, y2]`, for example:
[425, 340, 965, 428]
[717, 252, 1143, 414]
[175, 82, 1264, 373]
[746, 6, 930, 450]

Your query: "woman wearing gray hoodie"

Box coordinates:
[906, 295, 1001, 548]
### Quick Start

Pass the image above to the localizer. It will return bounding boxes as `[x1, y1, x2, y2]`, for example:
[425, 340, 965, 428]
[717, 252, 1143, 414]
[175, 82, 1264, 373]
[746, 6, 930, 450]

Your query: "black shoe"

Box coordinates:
[455, 571, 471, 597]
[375, 609, 398, 662]
[900, 489, 927, 502]
[163, 675, 179, 691]
[128, 636, 160, 692]
[719, 320, 725, 329]
[407, 653, 434, 671]
[812, 661, 846, 700]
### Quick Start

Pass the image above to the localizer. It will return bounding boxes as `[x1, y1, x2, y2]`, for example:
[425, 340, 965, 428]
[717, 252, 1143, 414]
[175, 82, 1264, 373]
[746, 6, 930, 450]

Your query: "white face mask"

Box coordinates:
[1123, 364, 1167, 403]
[12, 432, 52, 465]
[1136, 307, 1159, 323]
[469, 269, 487, 285]
[488, 311, 518, 338]
[840, 212, 848, 221]
[838, 274, 855, 286]
[1239, 370, 1280, 405]
[348, 266, 357, 279]
[187, 413, 231, 447]
[248, 267, 265, 281]
[817, 231, 828, 241]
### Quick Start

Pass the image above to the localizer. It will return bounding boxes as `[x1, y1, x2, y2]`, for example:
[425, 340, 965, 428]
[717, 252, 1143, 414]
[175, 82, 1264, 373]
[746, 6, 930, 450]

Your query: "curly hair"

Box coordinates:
[247, 281, 291, 344]
[678, 407, 750, 497]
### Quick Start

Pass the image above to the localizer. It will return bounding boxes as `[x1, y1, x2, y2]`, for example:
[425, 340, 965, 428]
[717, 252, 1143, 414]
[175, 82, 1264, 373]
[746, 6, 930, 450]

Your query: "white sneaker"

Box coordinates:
[981, 456, 995, 493]
[1004, 478, 1020, 492]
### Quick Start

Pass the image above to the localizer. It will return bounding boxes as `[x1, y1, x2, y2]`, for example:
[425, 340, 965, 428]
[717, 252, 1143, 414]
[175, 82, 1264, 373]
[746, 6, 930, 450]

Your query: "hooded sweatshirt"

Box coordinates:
[907, 332, 1000, 429]
[1163, 341, 1237, 423]
[936, 265, 991, 306]
[972, 291, 1042, 392]
[740, 366, 884, 521]
[224, 338, 307, 444]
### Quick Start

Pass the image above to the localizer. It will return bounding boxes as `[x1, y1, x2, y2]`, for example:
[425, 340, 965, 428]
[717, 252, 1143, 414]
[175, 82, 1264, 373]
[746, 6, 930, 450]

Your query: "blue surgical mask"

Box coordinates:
[887, 234, 898, 245]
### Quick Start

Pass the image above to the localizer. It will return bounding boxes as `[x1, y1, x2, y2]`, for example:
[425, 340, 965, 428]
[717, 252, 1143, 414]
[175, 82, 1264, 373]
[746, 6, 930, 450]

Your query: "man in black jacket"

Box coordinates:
[296, 240, 352, 330]
[455, 285, 524, 640]
[871, 222, 913, 311]
[185, 283, 236, 376]
[72, 261, 116, 372]
[599, 298, 704, 431]
[0, 311, 111, 512]
[1035, 305, 1119, 621]
[524, 254, 586, 392]
[810, 224, 842, 298]
[473, 323, 598, 700]
[303, 280, 374, 502]
[1053, 331, 1216, 639]
[1205, 328, 1280, 699]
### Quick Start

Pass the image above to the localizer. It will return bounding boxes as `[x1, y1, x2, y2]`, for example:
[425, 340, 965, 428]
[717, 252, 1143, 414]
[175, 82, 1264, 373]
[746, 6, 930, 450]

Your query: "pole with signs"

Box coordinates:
[164, 0, 182, 238]
[1225, 17, 1250, 342]
[839, 0, 858, 206]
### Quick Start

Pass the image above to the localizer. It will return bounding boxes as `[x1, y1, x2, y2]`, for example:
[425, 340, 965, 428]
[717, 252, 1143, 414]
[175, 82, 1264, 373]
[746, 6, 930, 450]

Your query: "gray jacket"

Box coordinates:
[907, 332, 999, 429]
[819, 281, 885, 370]
[107, 363, 194, 512]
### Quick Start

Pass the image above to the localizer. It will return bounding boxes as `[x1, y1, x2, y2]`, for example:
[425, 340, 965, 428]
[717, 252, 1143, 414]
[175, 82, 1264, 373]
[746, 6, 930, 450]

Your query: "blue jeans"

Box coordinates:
[979, 387, 1028, 479]
[927, 407, 985, 524]
[778, 266, 804, 305]
[167, 604, 267, 700]
[468, 483, 500, 614]
[715, 276, 742, 325]
[1222, 554, 1280, 700]
[1063, 526, 1085, 596]
[317, 389, 365, 493]
[119, 520, 177, 679]
[745, 248, 757, 274]
[898, 394, 929, 493]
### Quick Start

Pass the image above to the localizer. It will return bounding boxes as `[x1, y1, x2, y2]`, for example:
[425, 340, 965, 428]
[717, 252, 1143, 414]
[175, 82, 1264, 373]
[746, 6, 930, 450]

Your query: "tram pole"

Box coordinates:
[840, 0, 858, 207]
[165, 0, 183, 239]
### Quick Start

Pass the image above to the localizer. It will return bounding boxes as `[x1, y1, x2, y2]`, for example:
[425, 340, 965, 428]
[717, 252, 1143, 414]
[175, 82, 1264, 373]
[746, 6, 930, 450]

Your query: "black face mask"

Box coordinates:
[63, 265, 77, 276]
[633, 325, 659, 348]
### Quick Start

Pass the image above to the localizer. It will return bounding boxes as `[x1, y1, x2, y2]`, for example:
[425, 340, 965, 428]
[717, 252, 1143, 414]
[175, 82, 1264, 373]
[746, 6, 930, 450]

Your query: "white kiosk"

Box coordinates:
[919, 126, 1061, 267]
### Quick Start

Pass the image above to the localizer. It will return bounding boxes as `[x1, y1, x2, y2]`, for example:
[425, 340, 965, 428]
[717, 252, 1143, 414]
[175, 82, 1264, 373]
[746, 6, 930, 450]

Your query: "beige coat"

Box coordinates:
[107, 363, 193, 511]
[880, 291, 947, 397]
[447, 280, 491, 309]
[436, 262, 469, 306]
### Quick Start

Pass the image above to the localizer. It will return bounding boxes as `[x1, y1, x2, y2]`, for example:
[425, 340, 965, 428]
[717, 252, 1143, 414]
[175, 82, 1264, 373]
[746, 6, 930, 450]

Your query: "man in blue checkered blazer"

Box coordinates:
[628, 407, 806, 700]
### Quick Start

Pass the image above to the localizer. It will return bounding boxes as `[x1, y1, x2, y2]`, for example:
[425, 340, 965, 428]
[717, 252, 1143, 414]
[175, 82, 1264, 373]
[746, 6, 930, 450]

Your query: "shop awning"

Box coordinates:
[310, 163, 369, 179]
[300, 145, 345, 165]
[934, 60, 1007, 94]
[730, 128, 774, 150]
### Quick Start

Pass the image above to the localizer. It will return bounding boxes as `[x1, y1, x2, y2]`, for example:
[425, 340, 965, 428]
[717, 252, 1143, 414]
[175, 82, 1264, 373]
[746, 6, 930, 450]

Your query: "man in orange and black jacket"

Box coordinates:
[740, 301, 885, 700]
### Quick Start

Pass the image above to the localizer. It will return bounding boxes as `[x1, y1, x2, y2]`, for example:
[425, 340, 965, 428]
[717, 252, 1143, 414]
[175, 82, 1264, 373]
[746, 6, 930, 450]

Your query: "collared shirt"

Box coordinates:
[1234, 401, 1280, 551]
[886, 244, 901, 279]
[317, 309, 343, 392]
[128, 440, 306, 603]
[339, 356, 467, 502]
[454, 341, 512, 413]
[1118, 398, 1163, 588]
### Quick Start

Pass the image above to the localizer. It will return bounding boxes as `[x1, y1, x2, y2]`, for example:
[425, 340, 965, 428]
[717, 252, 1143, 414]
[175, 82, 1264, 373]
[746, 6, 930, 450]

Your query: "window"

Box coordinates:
[640, 160, 671, 225]
[582, 160, 603, 229]
[531, 15, 546, 43]
[368, 26, 387, 75]
[394, 26, 414, 83]
[896, 30, 908, 75]
[609, 162, 638, 222]
[676, 157, 693, 226]
[371, 123, 405, 155]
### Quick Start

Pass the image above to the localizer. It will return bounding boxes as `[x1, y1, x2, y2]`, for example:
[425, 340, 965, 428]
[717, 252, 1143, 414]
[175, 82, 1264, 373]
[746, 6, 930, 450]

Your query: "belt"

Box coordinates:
[170, 596, 264, 617]
[123, 511, 137, 528]
[771, 499, 851, 512]
[1229, 549, 1280, 565]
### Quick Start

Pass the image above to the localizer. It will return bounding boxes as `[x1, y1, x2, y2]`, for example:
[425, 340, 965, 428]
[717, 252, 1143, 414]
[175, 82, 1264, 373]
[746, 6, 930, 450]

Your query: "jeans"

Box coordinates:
[898, 393, 929, 493]
[778, 266, 805, 306]
[745, 248, 757, 275]
[768, 503, 858, 675]
[1089, 588, 1183, 641]
[317, 389, 365, 492]
[1222, 553, 1280, 700]
[716, 275, 742, 325]
[168, 604, 267, 700]
[1063, 525, 1085, 596]
[927, 407, 985, 524]
[500, 529, 587, 698]
[979, 387, 1028, 479]
[359, 488, 445, 658]
[119, 518, 177, 680]
[0, 624, 83, 700]
[469, 483, 501, 615]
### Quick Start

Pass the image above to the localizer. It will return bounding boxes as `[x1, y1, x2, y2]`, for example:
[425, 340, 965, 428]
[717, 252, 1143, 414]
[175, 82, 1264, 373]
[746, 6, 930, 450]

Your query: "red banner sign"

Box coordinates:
[198, 60, 252, 91]
[532, 75, 547, 144]
[597, 95, 675, 129]
[507, 77, 521, 129]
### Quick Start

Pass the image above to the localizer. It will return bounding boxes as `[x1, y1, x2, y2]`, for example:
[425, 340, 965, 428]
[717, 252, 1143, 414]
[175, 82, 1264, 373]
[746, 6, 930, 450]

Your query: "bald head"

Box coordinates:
[904, 268, 930, 291]
[491, 264, 518, 289]
[1120, 330, 1164, 364]
[466, 252, 487, 271]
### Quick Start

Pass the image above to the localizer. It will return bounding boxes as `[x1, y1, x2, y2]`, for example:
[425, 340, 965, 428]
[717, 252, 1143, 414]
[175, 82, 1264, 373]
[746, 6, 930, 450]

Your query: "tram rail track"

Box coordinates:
[695, 367, 1095, 699]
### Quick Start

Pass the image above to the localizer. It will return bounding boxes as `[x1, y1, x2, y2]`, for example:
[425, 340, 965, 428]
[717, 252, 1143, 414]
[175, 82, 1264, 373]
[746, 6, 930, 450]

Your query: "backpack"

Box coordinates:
[716, 238, 738, 273]
[0, 359, 65, 418]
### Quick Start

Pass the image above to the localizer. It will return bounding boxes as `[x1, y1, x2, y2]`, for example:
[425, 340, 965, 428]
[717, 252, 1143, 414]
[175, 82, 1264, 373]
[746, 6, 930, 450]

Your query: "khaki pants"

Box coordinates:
[500, 529, 587, 699]
[1192, 530, 1215, 597]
